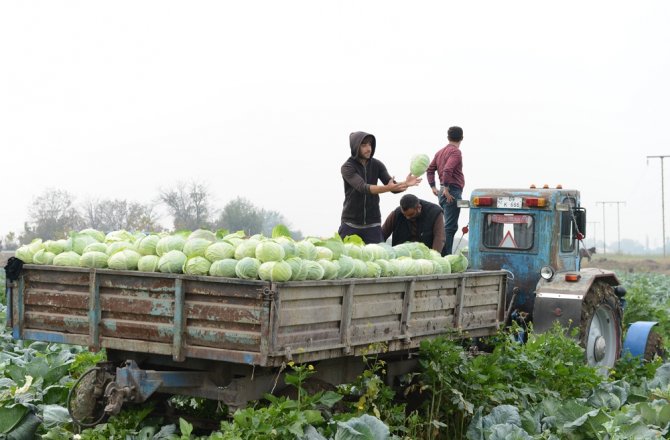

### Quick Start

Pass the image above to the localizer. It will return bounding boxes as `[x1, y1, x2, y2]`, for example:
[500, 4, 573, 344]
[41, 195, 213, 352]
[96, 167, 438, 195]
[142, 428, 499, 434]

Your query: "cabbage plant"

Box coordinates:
[209, 259, 238, 277]
[108, 249, 141, 271]
[235, 257, 261, 279]
[410, 153, 430, 177]
[138, 255, 160, 272]
[158, 250, 187, 273]
[80, 251, 109, 269]
[183, 256, 211, 275]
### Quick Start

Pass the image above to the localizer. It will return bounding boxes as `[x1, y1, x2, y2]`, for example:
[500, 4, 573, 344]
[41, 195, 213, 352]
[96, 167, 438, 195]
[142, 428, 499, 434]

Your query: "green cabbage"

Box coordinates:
[364, 244, 388, 261]
[204, 242, 235, 262]
[158, 250, 188, 273]
[255, 240, 285, 263]
[376, 259, 395, 277]
[286, 257, 306, 281]
[108, 249, 141, 271]
[156, 235, 186, 256]
[432, 256, 451, 274]
[337, 255, 356, 279]
[416, 259, 434, 275]
[83, 242, 108, 254]
[366, 261, 382, 278]
[80, 251, 109, 269]
[209, 259, 238, 277]
[315, 246, 333, 261]
[138, 255, 160, 272]
[183, 256, 212, 276]
[344, 243, 362, 260]
[446, 251, 468, 273]
[258, 261, 292, 282]
[303, 260, 325, 280]
[188, 229, 217, 242]
[136, 235, 160, 256]
[275, 236, 297, 258]
[44, 240, 66, 255]
[410, 153, 430, 177]
[235, 257, 261, 279]
[105, 230, 134, 243]
[106, 241, 133, 256]
[79, 228, 105, 243]
[183, 238, 212, 258]
[317, 236, 345, 260]
[234, 240, 260, 260]
[318, 259, 339, 280]
[352, 259, 368, 278]
[15, 245, 36, 263]
[295, 240, 317, 260]
[33, 249, 55, 265]
[53, 251, 81, 267]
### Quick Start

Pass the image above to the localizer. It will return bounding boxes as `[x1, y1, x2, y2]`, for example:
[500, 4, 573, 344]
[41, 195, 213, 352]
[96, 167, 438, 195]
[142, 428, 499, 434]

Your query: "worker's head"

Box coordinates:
[358, 135, 374, 160]
[400, 194, 422, 220]
[349, 132, 376, 160]
[448, 126, 464, 143]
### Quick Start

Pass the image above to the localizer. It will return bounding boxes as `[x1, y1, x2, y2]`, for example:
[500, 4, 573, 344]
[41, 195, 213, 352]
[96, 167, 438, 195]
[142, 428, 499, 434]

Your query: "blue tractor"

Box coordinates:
[461, 185, 659, 369]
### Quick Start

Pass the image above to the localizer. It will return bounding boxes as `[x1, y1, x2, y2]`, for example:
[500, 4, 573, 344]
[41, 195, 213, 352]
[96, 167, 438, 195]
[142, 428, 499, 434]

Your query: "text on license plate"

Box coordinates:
[497, 197, 523, 208]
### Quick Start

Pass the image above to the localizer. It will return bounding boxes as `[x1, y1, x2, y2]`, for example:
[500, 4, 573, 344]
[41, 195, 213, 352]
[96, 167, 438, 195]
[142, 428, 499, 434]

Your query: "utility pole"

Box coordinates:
[647, 155, 669, 257]
[596, 201, 626, 254]
[596, 202, 607, 255]
[587, 221, 599, 250]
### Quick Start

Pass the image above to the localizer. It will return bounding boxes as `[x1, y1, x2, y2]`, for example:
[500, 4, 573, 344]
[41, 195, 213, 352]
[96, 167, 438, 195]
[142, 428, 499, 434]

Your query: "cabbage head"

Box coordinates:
[183, 238, 212, 259]
[234, 240, 260, 260]
[188, 229, 217, 243]
[80, 251, 109, 269]
[183, 256, 212, 276]
[79, 228, 105, 243]
[352, 259, 368, 278]
[205, 242, 235, 262]
[376, 259, 395, 277]
[158, 250, 188, 274]
[136, 235, 160, 256]
[446, 251, 468, 273]
[108, 249, 141, 270]
[303, 260, 325, 280]
[337, 255, 356, 279]
[392, 244, 411, 258]
[105, 230, 134, 243]
[15, 245, 36, 263]
[366, 261, 382, 278]
[255, 241, 285, 263]
[83, 242, 108, 254]
[53, 251, 81, 267]
[416, 259, 434, 275]
[318, 237, 345, 260]
[432, 257, 451, 274]
[295, 240, 317, 260]
[235, 257, 261, 279]
[138, 255, 160, 272]
[44, 240, 66, 255]
[258, 261, 292, 282]
[344, 243, 362, 260]
[209, 259, 238, 277]
[410, 153, 430, 177]
[106, 241, 133, 256]
[285, 257, 306, 281]
[364, 244, 388, 261]
[318, 259, 339, 280]
[315, 246, 333, 261]
[378, 243, 396, 259]
[156, 235, 186, 256]
[275, 237, 296, 259]
[33, 249, 55, 265]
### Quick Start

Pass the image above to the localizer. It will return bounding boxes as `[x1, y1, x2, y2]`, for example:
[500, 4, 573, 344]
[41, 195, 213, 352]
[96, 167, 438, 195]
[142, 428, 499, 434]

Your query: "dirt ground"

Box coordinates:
[582, 255, 670, 275]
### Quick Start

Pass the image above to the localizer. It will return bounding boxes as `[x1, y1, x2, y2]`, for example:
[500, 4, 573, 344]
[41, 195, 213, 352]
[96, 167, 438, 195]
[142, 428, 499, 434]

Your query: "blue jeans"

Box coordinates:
[438, 186, 462, 256]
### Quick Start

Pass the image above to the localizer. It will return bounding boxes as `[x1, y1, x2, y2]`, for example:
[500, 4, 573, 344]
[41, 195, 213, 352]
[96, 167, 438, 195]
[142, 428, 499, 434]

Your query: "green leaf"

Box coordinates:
[343, 235, 364, 246]
[6, 411, 40, 440]
[318, 391, 344, 408]
[272, 224, 292, 238]
[488, 424, 532, 440]
[334, 414, 390, 440]
[179, 417, 193, 437]
[40, 404, 70, 429]
[0, 405, 29, 433]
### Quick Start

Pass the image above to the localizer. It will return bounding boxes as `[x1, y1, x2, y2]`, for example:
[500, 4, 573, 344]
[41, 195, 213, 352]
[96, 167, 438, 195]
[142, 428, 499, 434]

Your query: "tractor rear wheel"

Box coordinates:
[580, 281, 622, 371]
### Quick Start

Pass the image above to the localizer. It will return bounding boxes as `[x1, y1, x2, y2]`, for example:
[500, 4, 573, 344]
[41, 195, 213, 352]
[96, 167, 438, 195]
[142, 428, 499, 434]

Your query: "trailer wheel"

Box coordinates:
[580, 281, 622, 370]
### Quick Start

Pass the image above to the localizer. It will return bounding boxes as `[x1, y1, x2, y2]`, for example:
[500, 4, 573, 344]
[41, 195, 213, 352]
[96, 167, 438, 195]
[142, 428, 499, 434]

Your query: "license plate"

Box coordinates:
[497, 197, 522, 209]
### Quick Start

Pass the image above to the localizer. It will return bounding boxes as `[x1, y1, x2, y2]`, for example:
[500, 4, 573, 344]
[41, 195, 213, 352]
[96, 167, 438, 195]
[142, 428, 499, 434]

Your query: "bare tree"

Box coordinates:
[20, 189, 83, 243]
[82, 198, 162, 232]
[159, 181, 212, 230]
[3, 232, 19, 250]
[216, 197, 302, 238]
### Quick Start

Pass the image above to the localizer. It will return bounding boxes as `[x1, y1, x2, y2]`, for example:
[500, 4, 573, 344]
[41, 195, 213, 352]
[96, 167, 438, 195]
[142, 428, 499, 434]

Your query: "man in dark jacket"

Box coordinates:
[381, 194, 445, 252]
[340, 131, 421, 243]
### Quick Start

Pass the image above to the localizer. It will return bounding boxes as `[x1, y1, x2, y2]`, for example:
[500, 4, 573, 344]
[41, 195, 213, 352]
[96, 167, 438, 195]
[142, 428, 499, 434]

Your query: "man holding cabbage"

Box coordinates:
[381, 194, 445, 252]
[340, 131, 421, 244]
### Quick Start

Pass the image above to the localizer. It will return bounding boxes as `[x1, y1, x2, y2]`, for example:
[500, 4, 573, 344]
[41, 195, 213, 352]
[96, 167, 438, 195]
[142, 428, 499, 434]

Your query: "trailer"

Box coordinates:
[5, 264, 506, 422]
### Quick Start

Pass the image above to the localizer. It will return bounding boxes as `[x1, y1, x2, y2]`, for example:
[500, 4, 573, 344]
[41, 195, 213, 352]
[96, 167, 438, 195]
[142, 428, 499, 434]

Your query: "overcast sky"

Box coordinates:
[2, 1, 669, 250]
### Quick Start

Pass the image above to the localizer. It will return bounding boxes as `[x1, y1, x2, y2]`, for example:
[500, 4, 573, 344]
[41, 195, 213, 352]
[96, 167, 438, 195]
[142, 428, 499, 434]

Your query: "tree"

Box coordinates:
[159, 181, 212, 231]
[216, 197, 303, 238]
[20, 189, 83, 243]
[82, 199, 162, 232]
[3, 232, 19, 251]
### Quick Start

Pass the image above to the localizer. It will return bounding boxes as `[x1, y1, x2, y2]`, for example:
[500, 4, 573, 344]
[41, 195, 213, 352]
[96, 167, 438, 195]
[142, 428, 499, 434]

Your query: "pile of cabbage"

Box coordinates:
[14, 228, 468, 282]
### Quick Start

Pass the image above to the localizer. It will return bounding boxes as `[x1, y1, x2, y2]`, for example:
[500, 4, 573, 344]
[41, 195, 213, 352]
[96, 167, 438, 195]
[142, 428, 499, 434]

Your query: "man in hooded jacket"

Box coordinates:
[339, 131, 421, 243]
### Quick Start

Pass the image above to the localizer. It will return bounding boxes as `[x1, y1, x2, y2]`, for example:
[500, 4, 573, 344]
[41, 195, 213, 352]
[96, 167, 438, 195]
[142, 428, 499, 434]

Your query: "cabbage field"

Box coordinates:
[4, 235, 670, 438]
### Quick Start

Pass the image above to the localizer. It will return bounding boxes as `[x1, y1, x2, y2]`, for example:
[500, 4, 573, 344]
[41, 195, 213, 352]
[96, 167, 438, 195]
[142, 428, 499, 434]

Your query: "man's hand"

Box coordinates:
[386, 177, 408, 192]
[431, 187, 439, 197]
[404, 173, 422, 187]
[442, 188, 455, 203]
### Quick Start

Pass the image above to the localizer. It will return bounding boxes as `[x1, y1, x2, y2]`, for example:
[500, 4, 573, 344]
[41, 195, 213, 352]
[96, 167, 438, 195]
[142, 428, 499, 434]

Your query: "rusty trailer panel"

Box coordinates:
[10, 265, 506, 367]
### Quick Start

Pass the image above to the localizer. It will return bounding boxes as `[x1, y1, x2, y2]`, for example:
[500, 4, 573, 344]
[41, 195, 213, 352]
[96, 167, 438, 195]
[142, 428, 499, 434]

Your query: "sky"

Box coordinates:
[1, 1, 670, 251]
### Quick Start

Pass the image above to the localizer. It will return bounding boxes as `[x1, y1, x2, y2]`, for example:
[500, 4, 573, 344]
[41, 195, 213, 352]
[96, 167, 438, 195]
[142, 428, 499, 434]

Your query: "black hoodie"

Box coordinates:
[340, 131, 393, 226]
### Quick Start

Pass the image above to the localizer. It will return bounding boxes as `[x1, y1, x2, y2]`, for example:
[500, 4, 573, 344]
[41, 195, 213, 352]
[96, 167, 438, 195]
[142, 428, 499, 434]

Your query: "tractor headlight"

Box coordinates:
[540, 266, 555, 281]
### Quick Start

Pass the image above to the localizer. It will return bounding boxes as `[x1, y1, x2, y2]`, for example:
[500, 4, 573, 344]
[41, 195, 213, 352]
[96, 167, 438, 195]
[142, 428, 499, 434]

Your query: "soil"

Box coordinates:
[582, 255, 670, 275]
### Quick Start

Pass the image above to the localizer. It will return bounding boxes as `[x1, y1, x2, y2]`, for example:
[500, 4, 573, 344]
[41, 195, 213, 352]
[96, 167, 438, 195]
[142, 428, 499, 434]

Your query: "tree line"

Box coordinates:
[0, 181, 302, 250]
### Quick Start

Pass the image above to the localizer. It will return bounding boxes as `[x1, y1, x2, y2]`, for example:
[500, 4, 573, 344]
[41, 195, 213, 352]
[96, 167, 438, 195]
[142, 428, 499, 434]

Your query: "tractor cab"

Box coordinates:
[464, 186, 586, 315]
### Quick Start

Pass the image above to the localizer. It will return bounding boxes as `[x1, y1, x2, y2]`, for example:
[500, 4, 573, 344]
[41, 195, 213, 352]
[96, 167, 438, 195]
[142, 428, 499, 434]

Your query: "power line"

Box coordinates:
[595, 201, 626, 254]
[647, 155, 670, 257]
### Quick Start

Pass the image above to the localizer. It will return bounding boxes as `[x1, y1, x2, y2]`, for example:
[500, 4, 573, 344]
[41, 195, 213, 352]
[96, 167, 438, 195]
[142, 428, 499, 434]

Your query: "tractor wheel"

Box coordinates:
[579, 281, 622, 370]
